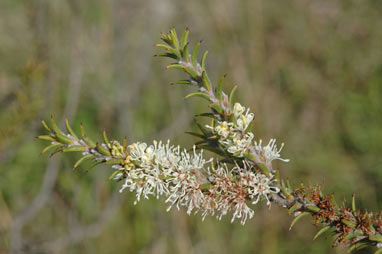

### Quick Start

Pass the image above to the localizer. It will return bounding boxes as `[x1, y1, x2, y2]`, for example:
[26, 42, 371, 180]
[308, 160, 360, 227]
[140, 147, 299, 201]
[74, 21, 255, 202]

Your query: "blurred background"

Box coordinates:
[0, 0, 381, 253]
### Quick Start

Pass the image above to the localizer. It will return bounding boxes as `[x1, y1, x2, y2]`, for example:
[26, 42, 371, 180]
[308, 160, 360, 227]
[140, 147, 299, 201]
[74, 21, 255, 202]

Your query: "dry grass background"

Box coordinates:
[0, 0, 381, 253]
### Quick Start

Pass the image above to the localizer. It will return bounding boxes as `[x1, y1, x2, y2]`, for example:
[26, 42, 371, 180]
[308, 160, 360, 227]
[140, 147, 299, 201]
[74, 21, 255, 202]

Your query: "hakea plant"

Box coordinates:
[37, 28, 382, 253]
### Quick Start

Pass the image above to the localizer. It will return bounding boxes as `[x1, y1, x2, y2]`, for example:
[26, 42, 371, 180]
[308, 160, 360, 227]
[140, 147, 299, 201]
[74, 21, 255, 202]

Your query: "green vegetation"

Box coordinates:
[1, 1, 381, 253]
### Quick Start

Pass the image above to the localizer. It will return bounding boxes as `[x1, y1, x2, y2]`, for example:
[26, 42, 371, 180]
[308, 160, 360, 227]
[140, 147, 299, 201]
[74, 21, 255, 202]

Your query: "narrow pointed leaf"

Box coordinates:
[347, 242, 368, 253]
[369, 235, 382, 242]
[105, 158, 124, 165]
[65, 119, 78, 139]
[257, 163, 270, 176]
[155, 43, 180, 57]
[216, 74, 226, 101]
[96, 143, 111, 156]
[201, 50, 208, 70]
[41, 143, 61, 155]
[103, 130, 110, 146]
[74, 154, 94, 169]
[184, 66, 199, 80]
[209, 104, 224, 115]
[180, 29, 189, 49]
[313, 226, 331, 240]
[343, 230, 363, 241]
[166, 64, 184, 70]
[201, 71, 211, 91]
[192, 41, 201, 67]
[228, 85, 237, 108]
[50, 116, 64, 135]
[289, 212, 310, 230]
[36, 135, 56, 142]
[87, 160, 104, 171]
[185, 92, 210, 101]
[41, 120, 51, 132]
[183, 42, 190, 61]
[352, 194, 356, 214]
[62, 145, 86, 152]
[171, 80, 191, 85]
[154, 52, 178, 59]
[55, 132, 73, 144]
[170, 28, 180, 50]
[288, 203, 301, 215]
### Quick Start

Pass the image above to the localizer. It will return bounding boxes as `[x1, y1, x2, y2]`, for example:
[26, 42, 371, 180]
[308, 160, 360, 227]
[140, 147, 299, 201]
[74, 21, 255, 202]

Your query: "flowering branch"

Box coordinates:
[37, 28, 382, 253]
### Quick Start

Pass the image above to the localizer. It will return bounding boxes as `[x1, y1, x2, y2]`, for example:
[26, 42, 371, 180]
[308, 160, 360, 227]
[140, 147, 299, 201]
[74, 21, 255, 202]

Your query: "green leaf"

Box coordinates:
[62, 145, 86, 152]
[257, 163, 270, 176]
[201, 50, 208, 70]
[65, 119, 78, 139]
[306, 206, 320, 213]
[288, 203, 301, 215]
[185, 92, 210, 101]
[155, 43, 180, 58]
[347, 242, 368, 253]
[192, 41, 201, 67]
[375, 248, 382, 254]
[209, 103, 224, 115]
[180, 28, 189, 49]
[166, 64, 184, 70]
[352, 194, 356, 214]
[183, 42, 190, 61]
[55, 132, 73, 144]
[281, 180, 294, 200]
[216, 74, 226, 101]
[154, 52, 178, 59]
[289, 212, 310, 231]
[87, 160, 104, 171]
[343, 230, 363, 241]
[313, 226, 332, 240]
[96, 142, 111, 156]
[103, 130, 110, 146]
[228, 85, 237, 108]
[36, 135, 56, 142]
[50, 116, 64, 135]
[369, 235, 382, 242]
[201, 71, 211, 91]
[109, 170, 123, 180]
[194, 120, 210, 136]
[41, 120, 51, 132]
[80, 124, 96, 148]
[195, 112, 215, 118]
[74, 154, 94, 169]
[160, 32, 172, 45]
[171, 79, 191, 85]
[170, 28, 180, 50]
[105, 158, 124, 165]
[197, 145, 225, 157]
[183, 66, 199, 80]
[41, 143, 61, 155]
[341, 219, 356, 228]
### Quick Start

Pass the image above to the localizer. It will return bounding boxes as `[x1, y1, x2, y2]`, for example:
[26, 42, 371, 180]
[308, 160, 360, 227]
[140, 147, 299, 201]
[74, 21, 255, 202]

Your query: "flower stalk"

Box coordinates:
[37, 28, 382, 253]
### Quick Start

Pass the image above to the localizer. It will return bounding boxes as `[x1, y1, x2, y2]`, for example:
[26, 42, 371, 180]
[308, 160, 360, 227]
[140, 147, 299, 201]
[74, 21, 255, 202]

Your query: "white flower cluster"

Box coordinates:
[208, 163, 279, 225]
[207, 102, 289, 164]
[118, 140, 279, 225]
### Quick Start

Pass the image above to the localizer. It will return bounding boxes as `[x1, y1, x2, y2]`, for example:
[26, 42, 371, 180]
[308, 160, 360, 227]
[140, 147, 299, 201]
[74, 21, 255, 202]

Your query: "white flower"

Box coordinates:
[233, 102, 245, 118]
[215, 121, 232, 139]
[236, 112, 254, 131]
[254, 139, 290, 164]
[226, 133, 254, 156]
